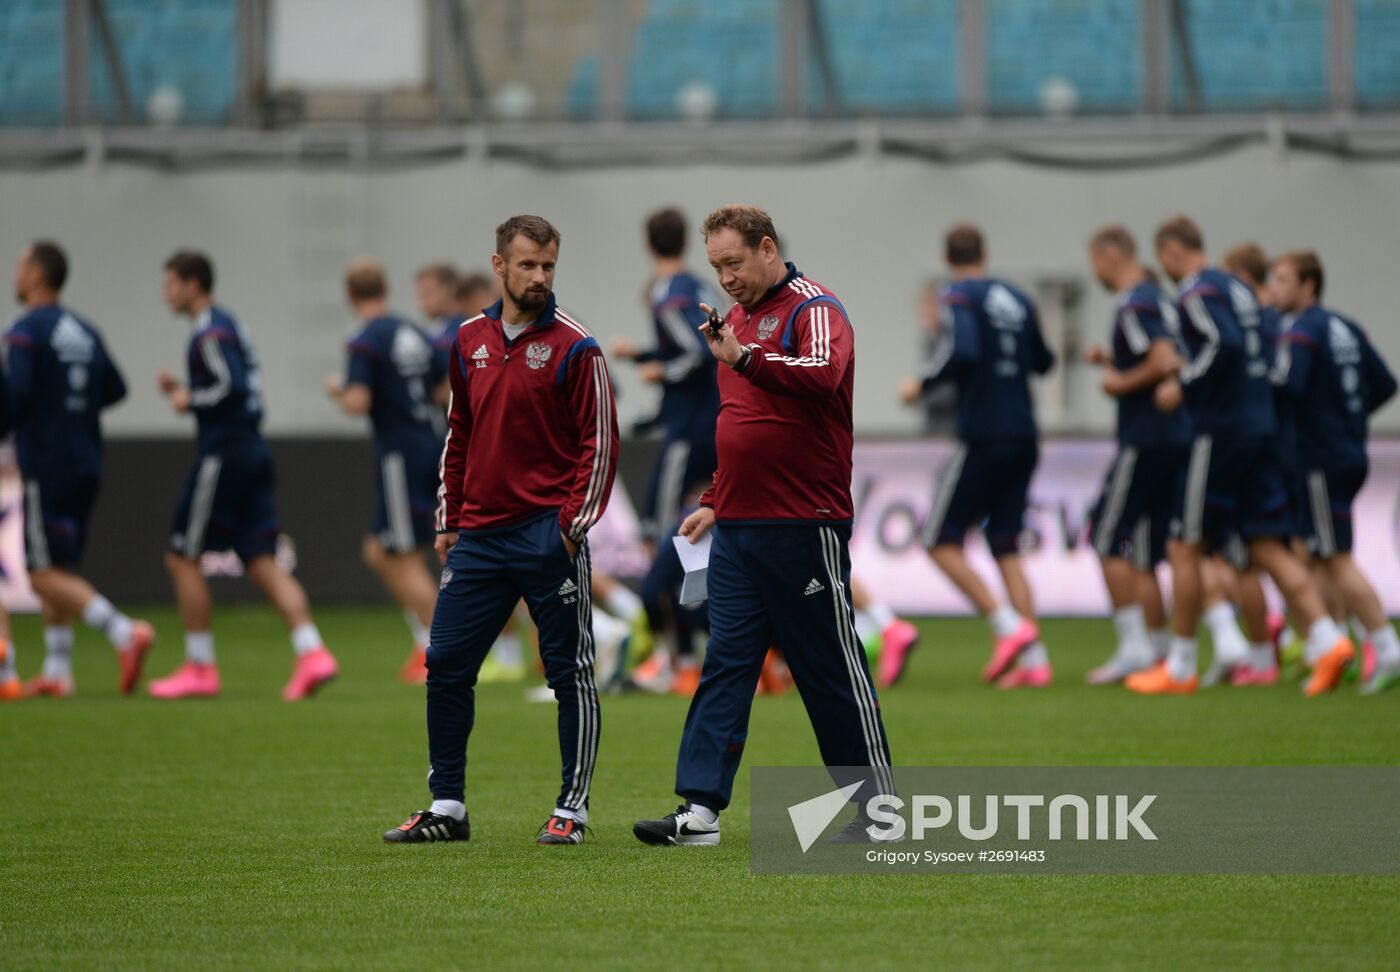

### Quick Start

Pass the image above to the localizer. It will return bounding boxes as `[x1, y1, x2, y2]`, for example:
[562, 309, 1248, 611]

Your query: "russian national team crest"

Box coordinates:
[526, 342, 553, 370]
[757, 314, 781, 340]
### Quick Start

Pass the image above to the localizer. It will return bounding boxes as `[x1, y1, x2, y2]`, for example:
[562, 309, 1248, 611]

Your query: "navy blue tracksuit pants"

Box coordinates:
[675, 523, 894, 812]
[426, 513, 599, 813]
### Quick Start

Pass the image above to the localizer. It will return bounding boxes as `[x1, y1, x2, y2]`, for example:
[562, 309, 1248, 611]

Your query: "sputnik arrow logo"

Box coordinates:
[787, 780, 865, 853]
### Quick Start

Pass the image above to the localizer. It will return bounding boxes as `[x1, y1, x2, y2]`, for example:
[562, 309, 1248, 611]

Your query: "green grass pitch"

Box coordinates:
[3, 608, 1398, 970]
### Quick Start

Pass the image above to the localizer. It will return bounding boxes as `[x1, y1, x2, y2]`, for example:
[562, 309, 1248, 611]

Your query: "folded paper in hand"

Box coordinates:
[671, 532, 712, 606]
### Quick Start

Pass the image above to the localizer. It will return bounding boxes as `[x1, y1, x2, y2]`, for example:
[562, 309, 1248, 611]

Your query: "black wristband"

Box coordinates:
[734, 345, 754, 373]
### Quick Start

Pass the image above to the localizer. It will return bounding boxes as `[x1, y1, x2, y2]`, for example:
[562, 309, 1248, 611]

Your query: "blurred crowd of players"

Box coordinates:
[1, 209, 1394, 701]
[892, 218, 1398, 697]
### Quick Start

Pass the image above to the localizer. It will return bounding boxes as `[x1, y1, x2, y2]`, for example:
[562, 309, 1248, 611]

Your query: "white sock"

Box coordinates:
[494, 631, 523, 668]
[1167, 636, 1198, 682]
[42, 626, 74, 680]
[687, 802, 717, 824]
[0, 637, 15, 679]
[1370, 625, 1400, 665]
[1304, 616, 1345, 665]
[82, 595, 133, 650]
[853, 609, 878, 644]
[404, 610, 430, 648]
[553, 805, 588, 825]
[867, 601, 896, 631]
[1248, 642, 1275, 669]
[592, 610, 629, 648]
[290, 623, 323, 656]
[989, 605, 1023, 638]
[1350, 615, 1366, 642]
[1204, 602, 1248, 664]
[603, 584, 643, 623]
[186, 631, 216, 666]
[1019, 642, 1049, 668]
[1149, 628, 1170, 660]
[1112, 605, 1148, 653]
[429, 799, 466, 821]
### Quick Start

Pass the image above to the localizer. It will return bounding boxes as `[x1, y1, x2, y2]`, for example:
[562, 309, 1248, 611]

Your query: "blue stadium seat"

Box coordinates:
[986, 0, 1141, 114]
[0, 0, 64, 125]
[1168, 0, 1327, 112]
[1356, 0, 1400, 109]
[808, 0, 960, 115]
[0, 0, 237, 127]
[88, 0, 238, 125]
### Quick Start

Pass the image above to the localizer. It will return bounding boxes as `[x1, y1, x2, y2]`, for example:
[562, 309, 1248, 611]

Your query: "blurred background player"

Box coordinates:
[327, 259, 446, 683]
[416, 262, 463, 342]
[611, 207, 720, 695]
[849, 577, 917, 688]
[0, 358, 15, 699]
[1080, 225, 1187, 684]
[6, 241, 153, 699]
[151, 250, 338, 701]
[454, 272, 496, 322]
[1270, 251, 1400, 693]
[1134, 218, 1351, 697]
[424, 267, 498, 377]
[900, 224, 1055, 689]
[1215, 242, 1294, 684]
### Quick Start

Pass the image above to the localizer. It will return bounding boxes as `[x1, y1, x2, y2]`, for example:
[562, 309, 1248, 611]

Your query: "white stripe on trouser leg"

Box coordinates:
[563, 544, 600, 811]
[1225, 534, 1247, 570]
[1308, 472, 1335, 558]
[1183, 436, 1211, 544]
[655, 440, 690, 542]
[1093, 447, 1138, 557]
[1132, 516, 1151, 572]
[921, 445, 967, 548]
[818, 527, 894, 800]
[24, 481, 50, 570]
[184, 456, 223, 559]
[395, 453, 415, 551]
[383, 453, 414, 552]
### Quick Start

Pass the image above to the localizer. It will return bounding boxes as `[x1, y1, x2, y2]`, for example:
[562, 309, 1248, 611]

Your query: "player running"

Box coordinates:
[1080, 226, 1188, 684]
[383, 215, 617, 846]
[149, 250, 339, 700]
[1212, 243, 1295, 684]
[899, 224, 1056, 688]
[328, 259, 446, 683]
[634, 204, 893, 846]
[1269, 251, 1400, 693]
[1130, 218, 1352, 697]
[611, 207, 721, 695]
[5, 241, 154, 698]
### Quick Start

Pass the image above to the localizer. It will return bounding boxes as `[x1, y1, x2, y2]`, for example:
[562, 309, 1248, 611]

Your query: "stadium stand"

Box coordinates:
[0, 0, 238, 126]
[3, 0, 1400, 125]
[986, 0, 1141, 114]
[0, 0, 64, 125]
[1357, 0, 1400, 109]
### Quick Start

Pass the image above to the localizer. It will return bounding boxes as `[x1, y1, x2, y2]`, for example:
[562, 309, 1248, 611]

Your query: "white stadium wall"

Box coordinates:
[2, 143, 1399, 437]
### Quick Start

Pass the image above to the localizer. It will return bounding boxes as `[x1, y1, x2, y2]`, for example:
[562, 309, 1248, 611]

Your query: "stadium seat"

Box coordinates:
[88, 0, 239, 125]
[986, 0, 1141, 114]
[1167, 0, 1328, 112]
[1356, 0, 1400, 109]
[0, 0, 238, 127]
[0, 0, 64, 125]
